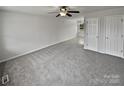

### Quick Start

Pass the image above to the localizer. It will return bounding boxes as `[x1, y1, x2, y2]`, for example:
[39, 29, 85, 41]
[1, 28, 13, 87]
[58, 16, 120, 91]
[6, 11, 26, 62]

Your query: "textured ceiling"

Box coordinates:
[0, 6, 123, 17]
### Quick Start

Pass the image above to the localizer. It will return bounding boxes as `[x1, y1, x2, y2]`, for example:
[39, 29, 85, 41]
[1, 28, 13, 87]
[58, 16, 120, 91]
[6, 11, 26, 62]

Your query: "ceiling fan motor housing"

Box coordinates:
[60, 7, 67, 16]
[56, 6, 80, 17]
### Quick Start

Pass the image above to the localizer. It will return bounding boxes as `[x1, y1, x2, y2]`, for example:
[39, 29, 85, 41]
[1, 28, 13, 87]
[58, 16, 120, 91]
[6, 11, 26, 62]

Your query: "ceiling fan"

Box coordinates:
[48, 6, 80, 17]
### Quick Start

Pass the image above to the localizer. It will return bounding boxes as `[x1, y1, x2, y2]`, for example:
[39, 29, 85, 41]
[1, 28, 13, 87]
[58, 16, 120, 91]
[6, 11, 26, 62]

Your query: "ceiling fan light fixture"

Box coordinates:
[60, 12, 66, 16]
[60, 8, 66, 12]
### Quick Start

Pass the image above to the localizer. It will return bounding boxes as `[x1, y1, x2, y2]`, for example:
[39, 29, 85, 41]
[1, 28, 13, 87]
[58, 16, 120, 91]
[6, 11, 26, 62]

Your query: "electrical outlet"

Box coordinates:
[2, 74, 9, 85]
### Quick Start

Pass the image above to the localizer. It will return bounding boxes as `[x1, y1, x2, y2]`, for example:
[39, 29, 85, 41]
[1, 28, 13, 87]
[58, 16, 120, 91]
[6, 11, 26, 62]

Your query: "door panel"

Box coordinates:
[98, 17, 106, 53]
[117, 16, 124, 57]
[86, 18, 98, 51]
[105, 16, 123, 57]
[105, 16, 111, 54]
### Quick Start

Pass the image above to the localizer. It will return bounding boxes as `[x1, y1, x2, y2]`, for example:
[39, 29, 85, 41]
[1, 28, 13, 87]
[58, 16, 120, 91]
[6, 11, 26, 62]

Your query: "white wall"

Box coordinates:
[0, 11, 77, 62]
[83, 7, 124, 17]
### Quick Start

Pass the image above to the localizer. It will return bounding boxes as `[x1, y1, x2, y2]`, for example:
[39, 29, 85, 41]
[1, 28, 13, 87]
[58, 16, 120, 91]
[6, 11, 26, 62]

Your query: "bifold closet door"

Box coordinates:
[116, 16, 123, 57]
[122, 16, 124, 58]
[105, 16, 112, 55]
[120, 16, 124, 58]
[84, 16, 124, 58]
[85, 18, 98, 51]
[98, 17, 106, 53]
[105, 16, 123, 57]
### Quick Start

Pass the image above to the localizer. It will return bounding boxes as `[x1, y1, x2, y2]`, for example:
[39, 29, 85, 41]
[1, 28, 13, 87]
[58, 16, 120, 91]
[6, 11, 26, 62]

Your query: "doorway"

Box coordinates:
[77, 19, 84, 45]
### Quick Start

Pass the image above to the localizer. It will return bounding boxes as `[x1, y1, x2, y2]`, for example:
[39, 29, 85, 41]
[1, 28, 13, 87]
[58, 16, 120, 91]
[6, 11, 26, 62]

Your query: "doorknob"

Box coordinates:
[96, 36, 99, 38]
[121, 50, 123, 53]
[106, 37, 109, 39]
[121, 35, 123, 38]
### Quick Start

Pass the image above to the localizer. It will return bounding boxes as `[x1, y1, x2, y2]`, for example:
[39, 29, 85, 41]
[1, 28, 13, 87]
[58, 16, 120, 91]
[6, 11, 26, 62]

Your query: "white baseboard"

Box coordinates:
[0, 37, 75, 63]
[84, 48, 124, 59]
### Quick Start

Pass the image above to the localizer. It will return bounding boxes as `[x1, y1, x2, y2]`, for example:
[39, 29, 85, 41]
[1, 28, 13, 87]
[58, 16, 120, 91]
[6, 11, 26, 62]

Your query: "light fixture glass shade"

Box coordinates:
[61, 8, 66, 11]
[60, 12, 66, 16]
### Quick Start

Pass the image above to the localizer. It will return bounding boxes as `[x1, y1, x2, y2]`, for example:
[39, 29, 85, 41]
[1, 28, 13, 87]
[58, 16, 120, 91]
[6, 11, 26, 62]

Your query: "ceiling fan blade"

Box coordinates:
[56, 14, 60, 17]
[67, 11, 80, 13]
[66, 13, 72, 17]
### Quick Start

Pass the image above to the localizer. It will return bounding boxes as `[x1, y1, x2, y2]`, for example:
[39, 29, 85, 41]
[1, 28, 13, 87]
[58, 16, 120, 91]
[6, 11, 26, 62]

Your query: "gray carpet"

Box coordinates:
[0, 38, 124, 86]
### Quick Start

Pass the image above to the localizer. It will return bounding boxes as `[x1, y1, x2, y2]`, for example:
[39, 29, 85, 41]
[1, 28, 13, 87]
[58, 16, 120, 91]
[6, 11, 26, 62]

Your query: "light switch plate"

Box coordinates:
[2, 74, 9, 85]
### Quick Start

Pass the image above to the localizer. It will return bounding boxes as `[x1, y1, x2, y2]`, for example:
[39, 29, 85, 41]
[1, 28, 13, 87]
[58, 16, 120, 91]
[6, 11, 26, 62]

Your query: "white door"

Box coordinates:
[123, 16, 124, 58]
[84, 15, 124, 58]
[98, 17, 106, 53]
[105, 16, 123, 57]
[116, 16, 123, 57]
[118, 16, 124, 58]
[105, 16, 111, 54]
[86, 18, 98, 51]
